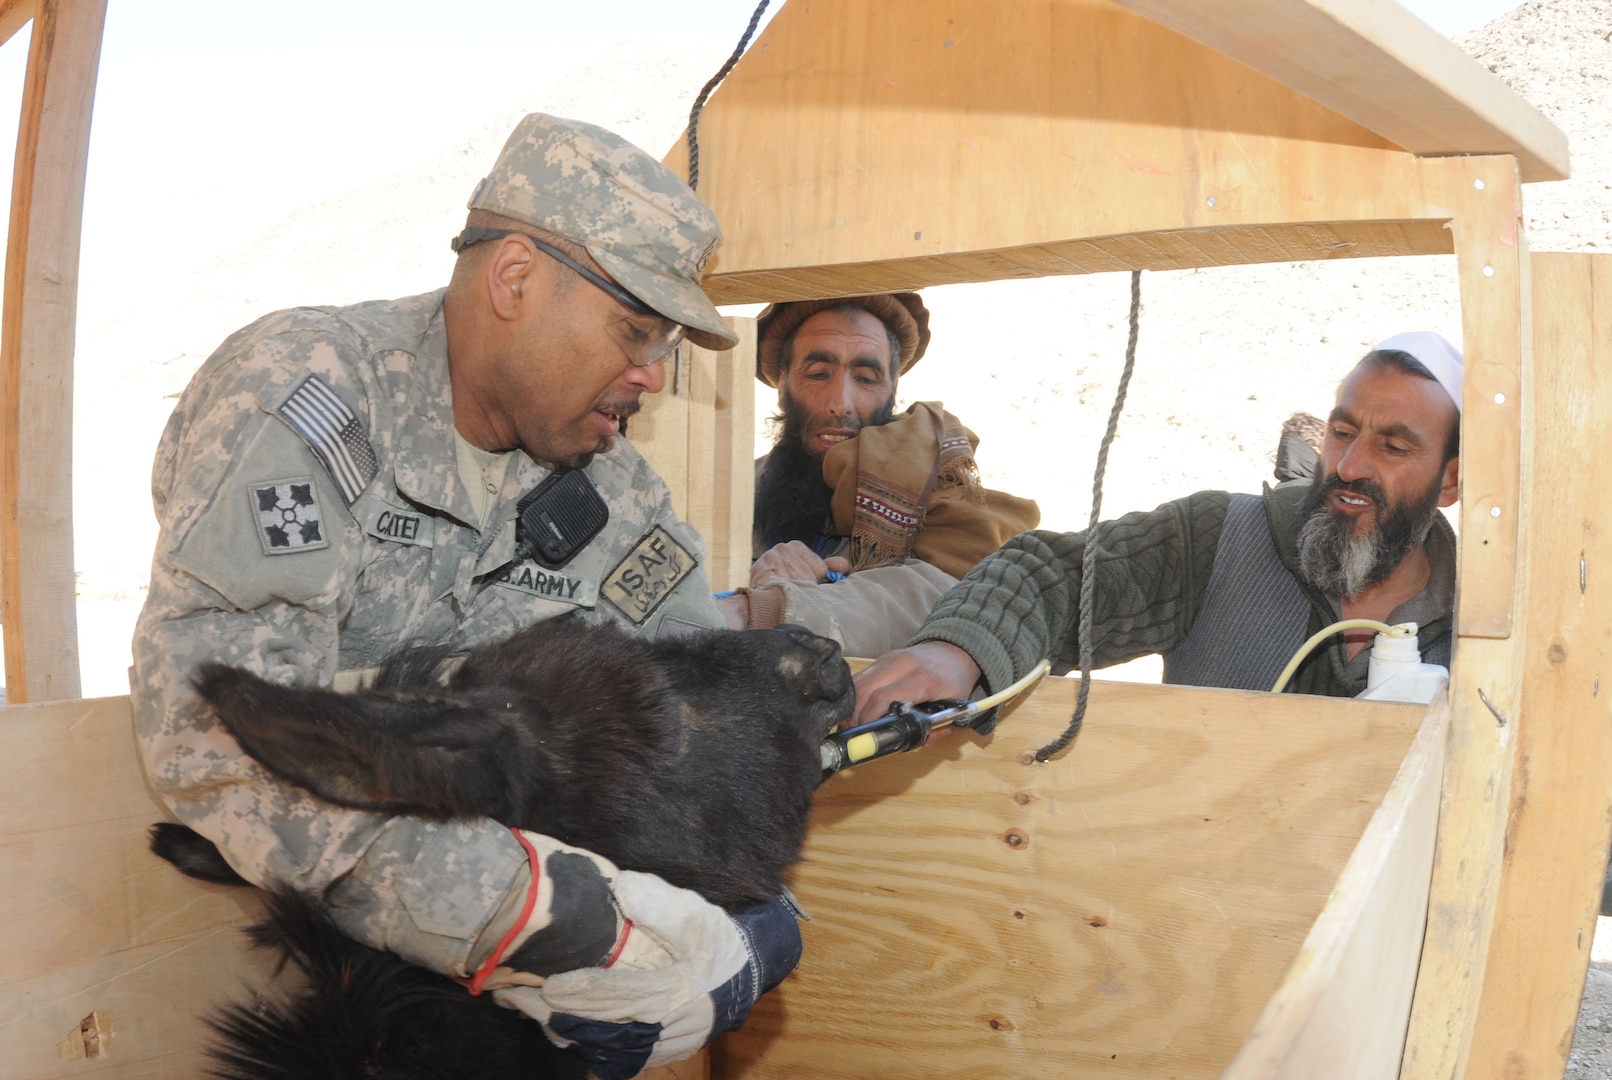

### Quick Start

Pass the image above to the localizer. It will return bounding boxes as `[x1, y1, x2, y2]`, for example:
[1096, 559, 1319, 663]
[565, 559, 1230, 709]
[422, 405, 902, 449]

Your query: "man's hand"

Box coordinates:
[494, 871, 802, 1080]
[852, 641, 982, 725]
[750, 541, 852, 588]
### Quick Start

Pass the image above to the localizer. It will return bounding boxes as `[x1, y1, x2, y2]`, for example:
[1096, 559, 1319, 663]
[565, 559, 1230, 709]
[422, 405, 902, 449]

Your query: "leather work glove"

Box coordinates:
[493, 868, 804, 1080]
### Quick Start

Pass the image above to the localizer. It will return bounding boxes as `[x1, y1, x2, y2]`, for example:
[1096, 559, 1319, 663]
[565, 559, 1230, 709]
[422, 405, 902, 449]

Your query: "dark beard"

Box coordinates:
[1296, 471, 1445, 599]
[754, 409, 836, 550]
[754, 391, 898, 551]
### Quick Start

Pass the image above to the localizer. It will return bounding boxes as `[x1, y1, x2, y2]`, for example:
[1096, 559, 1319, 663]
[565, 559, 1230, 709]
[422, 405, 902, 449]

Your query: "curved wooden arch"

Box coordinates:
[0, 0, 105, 704]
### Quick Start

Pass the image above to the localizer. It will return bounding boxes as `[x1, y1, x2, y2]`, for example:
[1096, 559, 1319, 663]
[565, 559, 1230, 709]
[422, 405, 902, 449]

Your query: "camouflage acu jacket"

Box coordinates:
[131, 289, 723, 977]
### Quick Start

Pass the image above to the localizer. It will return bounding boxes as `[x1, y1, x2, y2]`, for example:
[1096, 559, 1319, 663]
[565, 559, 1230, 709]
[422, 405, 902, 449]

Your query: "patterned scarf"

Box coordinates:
[821, 402, 1040, 578]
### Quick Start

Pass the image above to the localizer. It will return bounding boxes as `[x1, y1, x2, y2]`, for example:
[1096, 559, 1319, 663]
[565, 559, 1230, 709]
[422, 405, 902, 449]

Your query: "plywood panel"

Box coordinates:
[0, 0, 105, 703]
[667, 0, 1535, 302]
[0, 696, 270, 1077]
[1462, 254, 1612, 1079]
[1224, 694, 1447, 1079]
[712, 677, 1426, 1079]
[1109, 0, 1568, 183]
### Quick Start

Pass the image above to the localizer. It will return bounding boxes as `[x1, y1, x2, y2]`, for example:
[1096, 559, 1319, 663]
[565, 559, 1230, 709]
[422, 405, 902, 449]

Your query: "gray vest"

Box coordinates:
[1162, 494, 1311, 692]
[1162, 493, 1453, 693]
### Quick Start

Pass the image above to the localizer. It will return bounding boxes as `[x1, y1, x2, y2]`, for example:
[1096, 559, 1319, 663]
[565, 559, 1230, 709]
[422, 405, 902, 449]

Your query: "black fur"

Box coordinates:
[205, 889, 586, 1080]
[150, 820, 249, 886]
[152, 617, 854, 1079]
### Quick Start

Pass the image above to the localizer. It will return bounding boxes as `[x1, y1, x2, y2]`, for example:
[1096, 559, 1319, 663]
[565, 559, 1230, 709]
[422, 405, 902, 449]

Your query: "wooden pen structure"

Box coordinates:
[3, 2, 1610, 1078]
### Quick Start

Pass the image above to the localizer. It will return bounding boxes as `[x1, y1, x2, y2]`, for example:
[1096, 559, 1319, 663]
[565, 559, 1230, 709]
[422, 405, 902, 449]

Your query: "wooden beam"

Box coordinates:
[1451, 159, 1526, 639]
[1461, 253, 1612, 1080]
[715, 678, 1428, 1078]
[698, 220, 1455, 306]
[1399, 160, 1531, 1080]
[0, 0, 105, 703]
[0, 0, 31, 50]
[1108, 0, 1568, 184]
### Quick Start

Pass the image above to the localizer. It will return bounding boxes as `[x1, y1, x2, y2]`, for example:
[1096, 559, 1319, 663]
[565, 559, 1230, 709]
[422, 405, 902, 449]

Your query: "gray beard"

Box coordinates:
[1296, 474, 1444, 600]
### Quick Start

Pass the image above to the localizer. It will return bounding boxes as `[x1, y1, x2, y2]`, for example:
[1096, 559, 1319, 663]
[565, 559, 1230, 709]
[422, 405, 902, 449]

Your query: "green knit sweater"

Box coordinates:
[910, 484, 1455, 701]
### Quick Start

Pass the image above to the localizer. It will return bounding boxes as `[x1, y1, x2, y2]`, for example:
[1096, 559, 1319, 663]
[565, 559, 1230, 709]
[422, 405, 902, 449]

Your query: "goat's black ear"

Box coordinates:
[148, 821, 250, 886]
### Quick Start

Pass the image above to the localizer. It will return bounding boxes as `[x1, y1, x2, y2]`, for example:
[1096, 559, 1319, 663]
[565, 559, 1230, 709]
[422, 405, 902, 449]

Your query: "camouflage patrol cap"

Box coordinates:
[467, 113, 738, 351]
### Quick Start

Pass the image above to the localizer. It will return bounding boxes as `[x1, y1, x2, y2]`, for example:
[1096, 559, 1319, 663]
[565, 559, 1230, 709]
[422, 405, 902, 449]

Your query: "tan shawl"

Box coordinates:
[821, 402, 1040, 579]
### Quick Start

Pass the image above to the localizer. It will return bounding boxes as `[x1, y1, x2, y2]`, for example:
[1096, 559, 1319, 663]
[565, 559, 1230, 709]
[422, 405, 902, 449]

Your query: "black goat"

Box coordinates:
[151, 617, 854, 1080]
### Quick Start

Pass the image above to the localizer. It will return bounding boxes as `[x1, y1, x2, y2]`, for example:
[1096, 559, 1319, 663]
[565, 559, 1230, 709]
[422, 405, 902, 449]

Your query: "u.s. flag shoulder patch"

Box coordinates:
[251, 477, 330, 555]
[277, 374, 379, 507]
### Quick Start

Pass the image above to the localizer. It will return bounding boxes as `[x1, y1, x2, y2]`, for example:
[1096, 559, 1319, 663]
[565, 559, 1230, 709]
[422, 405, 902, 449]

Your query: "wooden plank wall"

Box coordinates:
[633, 317, 757, 592]
[0, 0, 106, 703]
[713, 679, 1428, 1079]
[0, 695, 270, 1077]
[1461, 253, 1612, 1079]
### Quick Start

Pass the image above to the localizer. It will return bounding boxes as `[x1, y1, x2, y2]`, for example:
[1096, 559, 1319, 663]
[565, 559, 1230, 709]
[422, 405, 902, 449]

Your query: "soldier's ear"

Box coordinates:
[485, 235, 541, 322]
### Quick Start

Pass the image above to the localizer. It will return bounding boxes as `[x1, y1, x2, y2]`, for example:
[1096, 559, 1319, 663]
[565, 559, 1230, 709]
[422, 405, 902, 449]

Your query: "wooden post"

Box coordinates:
[0, 0, 106, 703]
[633, 317, 756, 593]
[685, 318, 756, 592]
[1461, 253, 1612, 1079]
[1400, 159, 1532, 1080]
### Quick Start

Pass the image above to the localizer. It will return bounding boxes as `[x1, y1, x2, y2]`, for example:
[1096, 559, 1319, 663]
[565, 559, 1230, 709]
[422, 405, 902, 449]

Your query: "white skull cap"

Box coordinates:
[1375, 331, 1463, 412]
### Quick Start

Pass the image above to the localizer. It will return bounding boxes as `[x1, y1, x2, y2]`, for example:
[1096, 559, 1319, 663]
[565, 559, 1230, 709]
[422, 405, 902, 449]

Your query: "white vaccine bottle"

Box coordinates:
[1356, 622, 1449, 704]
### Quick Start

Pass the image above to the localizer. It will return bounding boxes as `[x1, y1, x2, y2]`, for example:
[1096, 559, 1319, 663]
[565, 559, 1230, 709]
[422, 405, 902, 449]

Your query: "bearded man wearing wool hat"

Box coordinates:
[713, 293, 1040, 658]
[133, 112, 800, 1078]
[854, 332, 1466, 727]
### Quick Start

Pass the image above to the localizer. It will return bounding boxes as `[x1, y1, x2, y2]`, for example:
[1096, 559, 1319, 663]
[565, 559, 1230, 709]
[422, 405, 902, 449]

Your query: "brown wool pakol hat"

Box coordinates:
[754, 293, 931, 388]
[465, 112, 738, 351]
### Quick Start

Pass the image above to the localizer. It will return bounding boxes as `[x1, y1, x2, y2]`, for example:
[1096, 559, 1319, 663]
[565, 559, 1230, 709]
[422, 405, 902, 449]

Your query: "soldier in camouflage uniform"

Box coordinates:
[133, 113, 799, 1078]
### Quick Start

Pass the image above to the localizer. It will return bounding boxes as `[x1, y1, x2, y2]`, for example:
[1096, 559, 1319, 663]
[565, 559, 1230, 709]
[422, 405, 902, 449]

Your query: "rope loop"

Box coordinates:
[1035, 269, 1142, 762]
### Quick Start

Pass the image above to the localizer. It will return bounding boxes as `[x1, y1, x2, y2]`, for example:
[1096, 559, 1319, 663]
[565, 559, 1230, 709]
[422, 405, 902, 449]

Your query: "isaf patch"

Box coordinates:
[602, 525, 696, 625]
[251, 477, 330, 555]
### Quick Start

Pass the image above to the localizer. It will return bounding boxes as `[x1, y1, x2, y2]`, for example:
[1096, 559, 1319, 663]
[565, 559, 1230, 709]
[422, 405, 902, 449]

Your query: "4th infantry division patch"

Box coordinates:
[252, 477, 330, 555]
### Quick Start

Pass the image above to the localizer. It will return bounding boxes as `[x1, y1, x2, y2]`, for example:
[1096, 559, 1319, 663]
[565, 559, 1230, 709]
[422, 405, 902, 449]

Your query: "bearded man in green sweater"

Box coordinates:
[852, 332, 1464, 724]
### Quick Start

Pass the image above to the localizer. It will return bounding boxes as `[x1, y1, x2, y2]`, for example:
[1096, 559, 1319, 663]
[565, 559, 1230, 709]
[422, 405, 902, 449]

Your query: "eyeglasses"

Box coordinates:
[450, 226, 686, 366]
